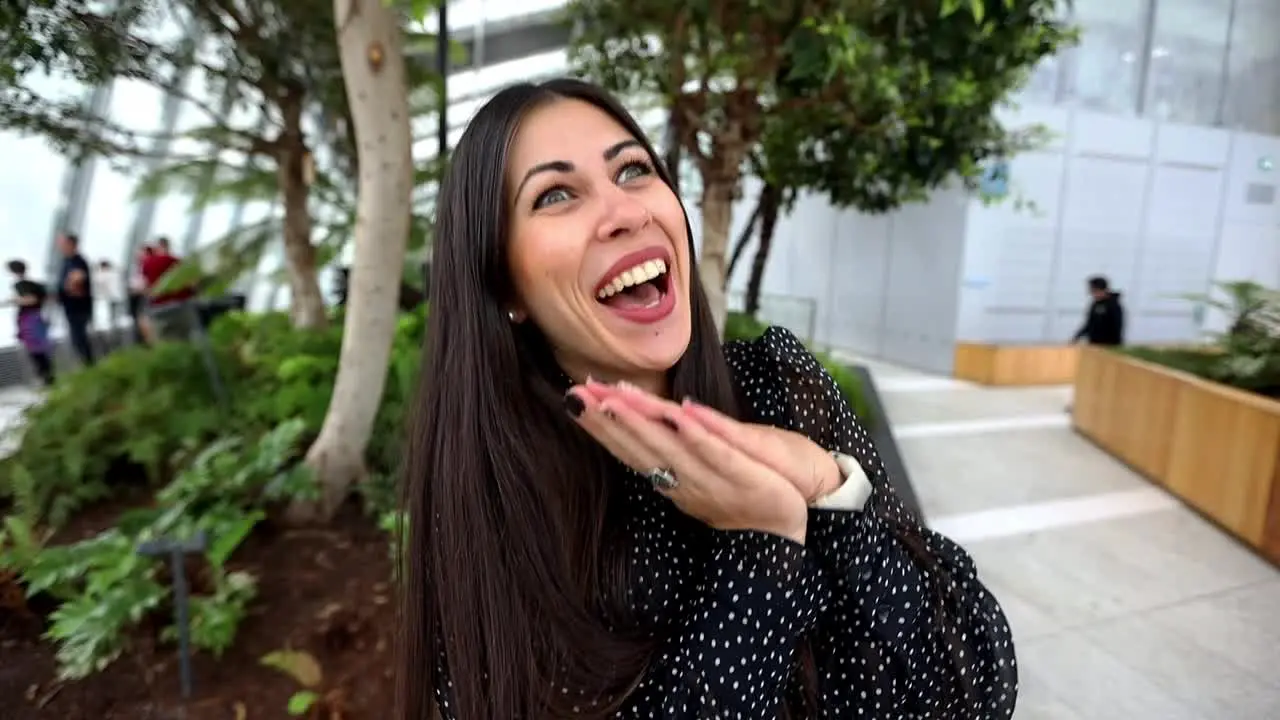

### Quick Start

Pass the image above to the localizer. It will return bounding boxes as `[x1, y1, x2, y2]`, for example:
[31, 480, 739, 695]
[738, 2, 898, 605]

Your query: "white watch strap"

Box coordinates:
[812, 452, 872, 512]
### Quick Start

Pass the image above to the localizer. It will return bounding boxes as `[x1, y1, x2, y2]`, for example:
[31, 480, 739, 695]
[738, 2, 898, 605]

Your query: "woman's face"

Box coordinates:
[505, 98, 692, 389]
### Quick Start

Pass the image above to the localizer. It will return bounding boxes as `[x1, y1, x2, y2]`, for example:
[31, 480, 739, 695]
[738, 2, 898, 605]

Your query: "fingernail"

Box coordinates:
[563, 391, 585, 418]
[597, 400, 618, 421]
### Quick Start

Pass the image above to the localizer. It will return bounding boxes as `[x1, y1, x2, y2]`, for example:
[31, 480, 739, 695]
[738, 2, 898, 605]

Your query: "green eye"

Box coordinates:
[533, 187, 572, 209]
[618, 161, 653, 183]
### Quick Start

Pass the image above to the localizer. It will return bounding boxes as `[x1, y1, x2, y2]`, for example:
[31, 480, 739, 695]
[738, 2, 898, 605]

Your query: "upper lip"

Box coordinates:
[593, 246, 672, 296]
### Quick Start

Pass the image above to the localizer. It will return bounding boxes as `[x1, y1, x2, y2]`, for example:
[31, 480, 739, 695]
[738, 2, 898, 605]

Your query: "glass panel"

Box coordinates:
[1144, 0, 1231, 125]
[0, 74, 83, 348]
[80, 77, 170, 327]
[417, 0, 566, 33]
[1068, 0, 1149, 115]
[1223, 0, 1280, 134]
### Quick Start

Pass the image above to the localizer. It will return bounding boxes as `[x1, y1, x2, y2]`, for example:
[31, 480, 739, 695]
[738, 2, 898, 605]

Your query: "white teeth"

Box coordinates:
[597, 258, 668, 299]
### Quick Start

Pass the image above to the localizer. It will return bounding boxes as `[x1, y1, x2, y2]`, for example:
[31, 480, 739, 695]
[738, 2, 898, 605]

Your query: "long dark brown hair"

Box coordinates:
[397, 79, 749, 720]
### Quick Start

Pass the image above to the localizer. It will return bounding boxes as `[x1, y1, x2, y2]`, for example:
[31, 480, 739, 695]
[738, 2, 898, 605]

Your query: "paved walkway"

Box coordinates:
[5, 358, 1280, 717]
[838, 353, 1280, 719]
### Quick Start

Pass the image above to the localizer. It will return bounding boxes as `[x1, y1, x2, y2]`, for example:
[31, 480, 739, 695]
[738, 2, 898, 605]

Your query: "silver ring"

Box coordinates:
[647, 467, 678, 492]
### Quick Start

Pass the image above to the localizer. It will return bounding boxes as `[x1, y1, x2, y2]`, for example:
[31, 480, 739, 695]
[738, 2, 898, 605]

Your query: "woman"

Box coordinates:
[400, 78, 1017, 719]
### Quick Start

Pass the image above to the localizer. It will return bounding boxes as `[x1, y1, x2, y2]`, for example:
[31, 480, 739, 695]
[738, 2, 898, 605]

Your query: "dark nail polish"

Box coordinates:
[564, 391, 585, 418]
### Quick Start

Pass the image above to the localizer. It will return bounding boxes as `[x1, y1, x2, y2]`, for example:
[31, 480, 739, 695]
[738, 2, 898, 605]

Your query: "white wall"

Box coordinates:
[723, 176, 969, 375]
[957, 103, 1280, 347]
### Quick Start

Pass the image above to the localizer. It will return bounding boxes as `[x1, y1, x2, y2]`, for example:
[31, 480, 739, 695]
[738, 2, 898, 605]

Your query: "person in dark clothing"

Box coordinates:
[1073, 275, 1125, 346]
[55, 232, 96, 366]
[7, 260, 55, 386]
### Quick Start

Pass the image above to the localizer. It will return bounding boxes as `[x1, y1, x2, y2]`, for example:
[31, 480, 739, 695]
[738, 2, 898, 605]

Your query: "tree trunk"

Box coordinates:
[663, 107, 682, 195]
[725, 192, 763, 288]
[278, 141, 328, 330]
[744, 182, 781, 316]
[698, 176, 737, 334]
[291, 0, 413, 523]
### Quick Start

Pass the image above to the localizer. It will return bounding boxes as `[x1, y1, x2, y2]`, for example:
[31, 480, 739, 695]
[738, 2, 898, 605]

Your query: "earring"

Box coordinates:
[507, 310, 517, 322]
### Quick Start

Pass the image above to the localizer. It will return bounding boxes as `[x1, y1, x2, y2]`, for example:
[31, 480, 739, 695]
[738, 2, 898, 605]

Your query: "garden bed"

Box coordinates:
[1072, 346, 1280, 564]
[952, 343, 1079, 386]
[1, 501, 394, 719]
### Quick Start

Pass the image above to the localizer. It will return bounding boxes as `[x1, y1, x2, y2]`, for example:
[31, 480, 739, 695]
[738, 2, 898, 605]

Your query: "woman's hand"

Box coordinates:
[566, 383, 810, 544]
[585, 382, 845, 504]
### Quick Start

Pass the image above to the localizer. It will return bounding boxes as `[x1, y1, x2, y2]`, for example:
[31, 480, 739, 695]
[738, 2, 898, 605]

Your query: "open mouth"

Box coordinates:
[595, 257, 671, 311]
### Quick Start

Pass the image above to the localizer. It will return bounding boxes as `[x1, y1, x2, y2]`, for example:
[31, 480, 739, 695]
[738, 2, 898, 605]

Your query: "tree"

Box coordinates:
[2, 0, 353, 328]
[570, 0, 1074, 329]
[289, 0, 415, 521]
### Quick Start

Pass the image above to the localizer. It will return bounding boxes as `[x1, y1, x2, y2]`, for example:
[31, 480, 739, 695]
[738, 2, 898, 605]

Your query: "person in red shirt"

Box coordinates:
[138, 238, 197, 343]
[141, 237, 196, 305]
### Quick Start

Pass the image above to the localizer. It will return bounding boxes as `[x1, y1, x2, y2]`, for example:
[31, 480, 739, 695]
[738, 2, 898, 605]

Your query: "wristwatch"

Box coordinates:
[811, 452, 872, 512]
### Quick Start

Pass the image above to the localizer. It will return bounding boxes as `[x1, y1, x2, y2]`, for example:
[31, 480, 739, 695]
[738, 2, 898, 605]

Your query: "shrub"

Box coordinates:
[0, 342, 230, 526]
[1, 310, 428, 528]
[1124, 280, 1280, 399]
[0, 420, 314, 679]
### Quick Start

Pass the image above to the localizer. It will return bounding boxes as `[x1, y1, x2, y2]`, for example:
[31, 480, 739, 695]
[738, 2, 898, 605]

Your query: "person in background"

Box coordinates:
[94, 259, 124, 345]
[1072, 275, 1125, 346]
[55, 232, 95, 366]
[140, 237, 197, 341]
[128, 245, 154, 344]
[6, 260, 55, 386]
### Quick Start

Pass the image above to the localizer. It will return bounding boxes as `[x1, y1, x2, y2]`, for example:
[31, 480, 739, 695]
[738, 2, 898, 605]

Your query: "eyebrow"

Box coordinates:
[513, 139, 646, 200]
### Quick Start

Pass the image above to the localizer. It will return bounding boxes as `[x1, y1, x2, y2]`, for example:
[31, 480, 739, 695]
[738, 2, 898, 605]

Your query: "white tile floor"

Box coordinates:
[855, 355, 1280, 719]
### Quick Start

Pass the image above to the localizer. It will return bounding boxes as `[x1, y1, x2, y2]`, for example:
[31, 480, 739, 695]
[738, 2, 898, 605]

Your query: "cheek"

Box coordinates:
[508, 228, 582, 310]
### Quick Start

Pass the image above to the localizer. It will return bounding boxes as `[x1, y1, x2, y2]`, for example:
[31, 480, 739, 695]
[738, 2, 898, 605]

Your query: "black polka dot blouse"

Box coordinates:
[434, 326, 1018, 719]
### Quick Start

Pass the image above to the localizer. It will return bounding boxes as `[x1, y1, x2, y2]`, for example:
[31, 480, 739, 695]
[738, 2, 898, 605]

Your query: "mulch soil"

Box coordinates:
[0, 497, 396, 719]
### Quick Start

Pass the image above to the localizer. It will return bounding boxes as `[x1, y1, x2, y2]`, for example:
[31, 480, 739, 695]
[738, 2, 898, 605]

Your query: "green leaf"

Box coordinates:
[262, 649, 324, 688]
[970, 0, 986, 24]
[287, 690, 321, 716]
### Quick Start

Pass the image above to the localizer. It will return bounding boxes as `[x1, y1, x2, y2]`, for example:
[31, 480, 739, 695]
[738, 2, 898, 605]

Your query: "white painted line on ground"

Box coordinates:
[876, 377, 973, 393]
[930, 487, 1179, 543]
[893, 413, 1070, 439]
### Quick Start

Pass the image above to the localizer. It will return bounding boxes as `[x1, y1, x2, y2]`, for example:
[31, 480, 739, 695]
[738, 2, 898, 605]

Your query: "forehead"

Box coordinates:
[508, 98, 635, 171]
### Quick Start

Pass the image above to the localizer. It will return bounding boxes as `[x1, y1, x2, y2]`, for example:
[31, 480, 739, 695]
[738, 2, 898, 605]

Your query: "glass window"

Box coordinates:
[80, 78, 167, 275]
[1222, 0, 1280, 134]
[1068, 0, 1150, 115]
[0, 73, 85, 348]
[1143, 0, 1232, 125]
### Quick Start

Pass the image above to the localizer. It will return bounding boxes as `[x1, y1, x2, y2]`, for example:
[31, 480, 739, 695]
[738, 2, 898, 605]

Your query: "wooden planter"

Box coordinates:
[1072, 346, 1280, 564]
[952, 343, 1080, 386]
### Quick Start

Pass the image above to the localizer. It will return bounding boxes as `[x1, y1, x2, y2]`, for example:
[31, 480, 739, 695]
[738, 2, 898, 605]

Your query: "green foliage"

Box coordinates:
[1127, 281, 1280, 398]
[0, 343, 228, 527]
[0, 421, 311, 680]
[723, 312, 875, 426]
[571, 0, 1076, 214]
[0, 310, 427, 529]
[260, 648, 325, 716]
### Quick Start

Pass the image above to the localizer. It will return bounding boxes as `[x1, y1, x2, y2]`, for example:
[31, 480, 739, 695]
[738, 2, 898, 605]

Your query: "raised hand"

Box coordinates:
[565, 382, 811, 545]
[586, 381, 844, 504]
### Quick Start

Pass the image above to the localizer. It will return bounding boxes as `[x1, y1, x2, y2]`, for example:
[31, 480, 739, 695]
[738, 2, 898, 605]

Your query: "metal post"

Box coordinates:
[170, 545, 194, 698]
[137, 530, 208, 700]
[437, 2, 449, 160]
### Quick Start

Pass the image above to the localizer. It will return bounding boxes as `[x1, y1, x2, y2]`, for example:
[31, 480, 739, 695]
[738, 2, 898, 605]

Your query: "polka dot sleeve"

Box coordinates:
[725, 326, 1020, 719]
[618, 529, 829, 718]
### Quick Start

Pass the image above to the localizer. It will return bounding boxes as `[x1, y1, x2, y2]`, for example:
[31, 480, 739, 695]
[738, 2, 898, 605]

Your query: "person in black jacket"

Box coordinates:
[1073, 275, 1125, 346]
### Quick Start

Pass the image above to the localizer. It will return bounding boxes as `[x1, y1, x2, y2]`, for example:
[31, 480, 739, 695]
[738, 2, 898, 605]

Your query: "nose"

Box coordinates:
[595, 186, 651, 242]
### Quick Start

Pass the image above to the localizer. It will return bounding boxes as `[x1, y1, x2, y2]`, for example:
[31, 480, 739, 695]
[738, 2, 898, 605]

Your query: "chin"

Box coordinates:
[621, 318, 692, 373]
